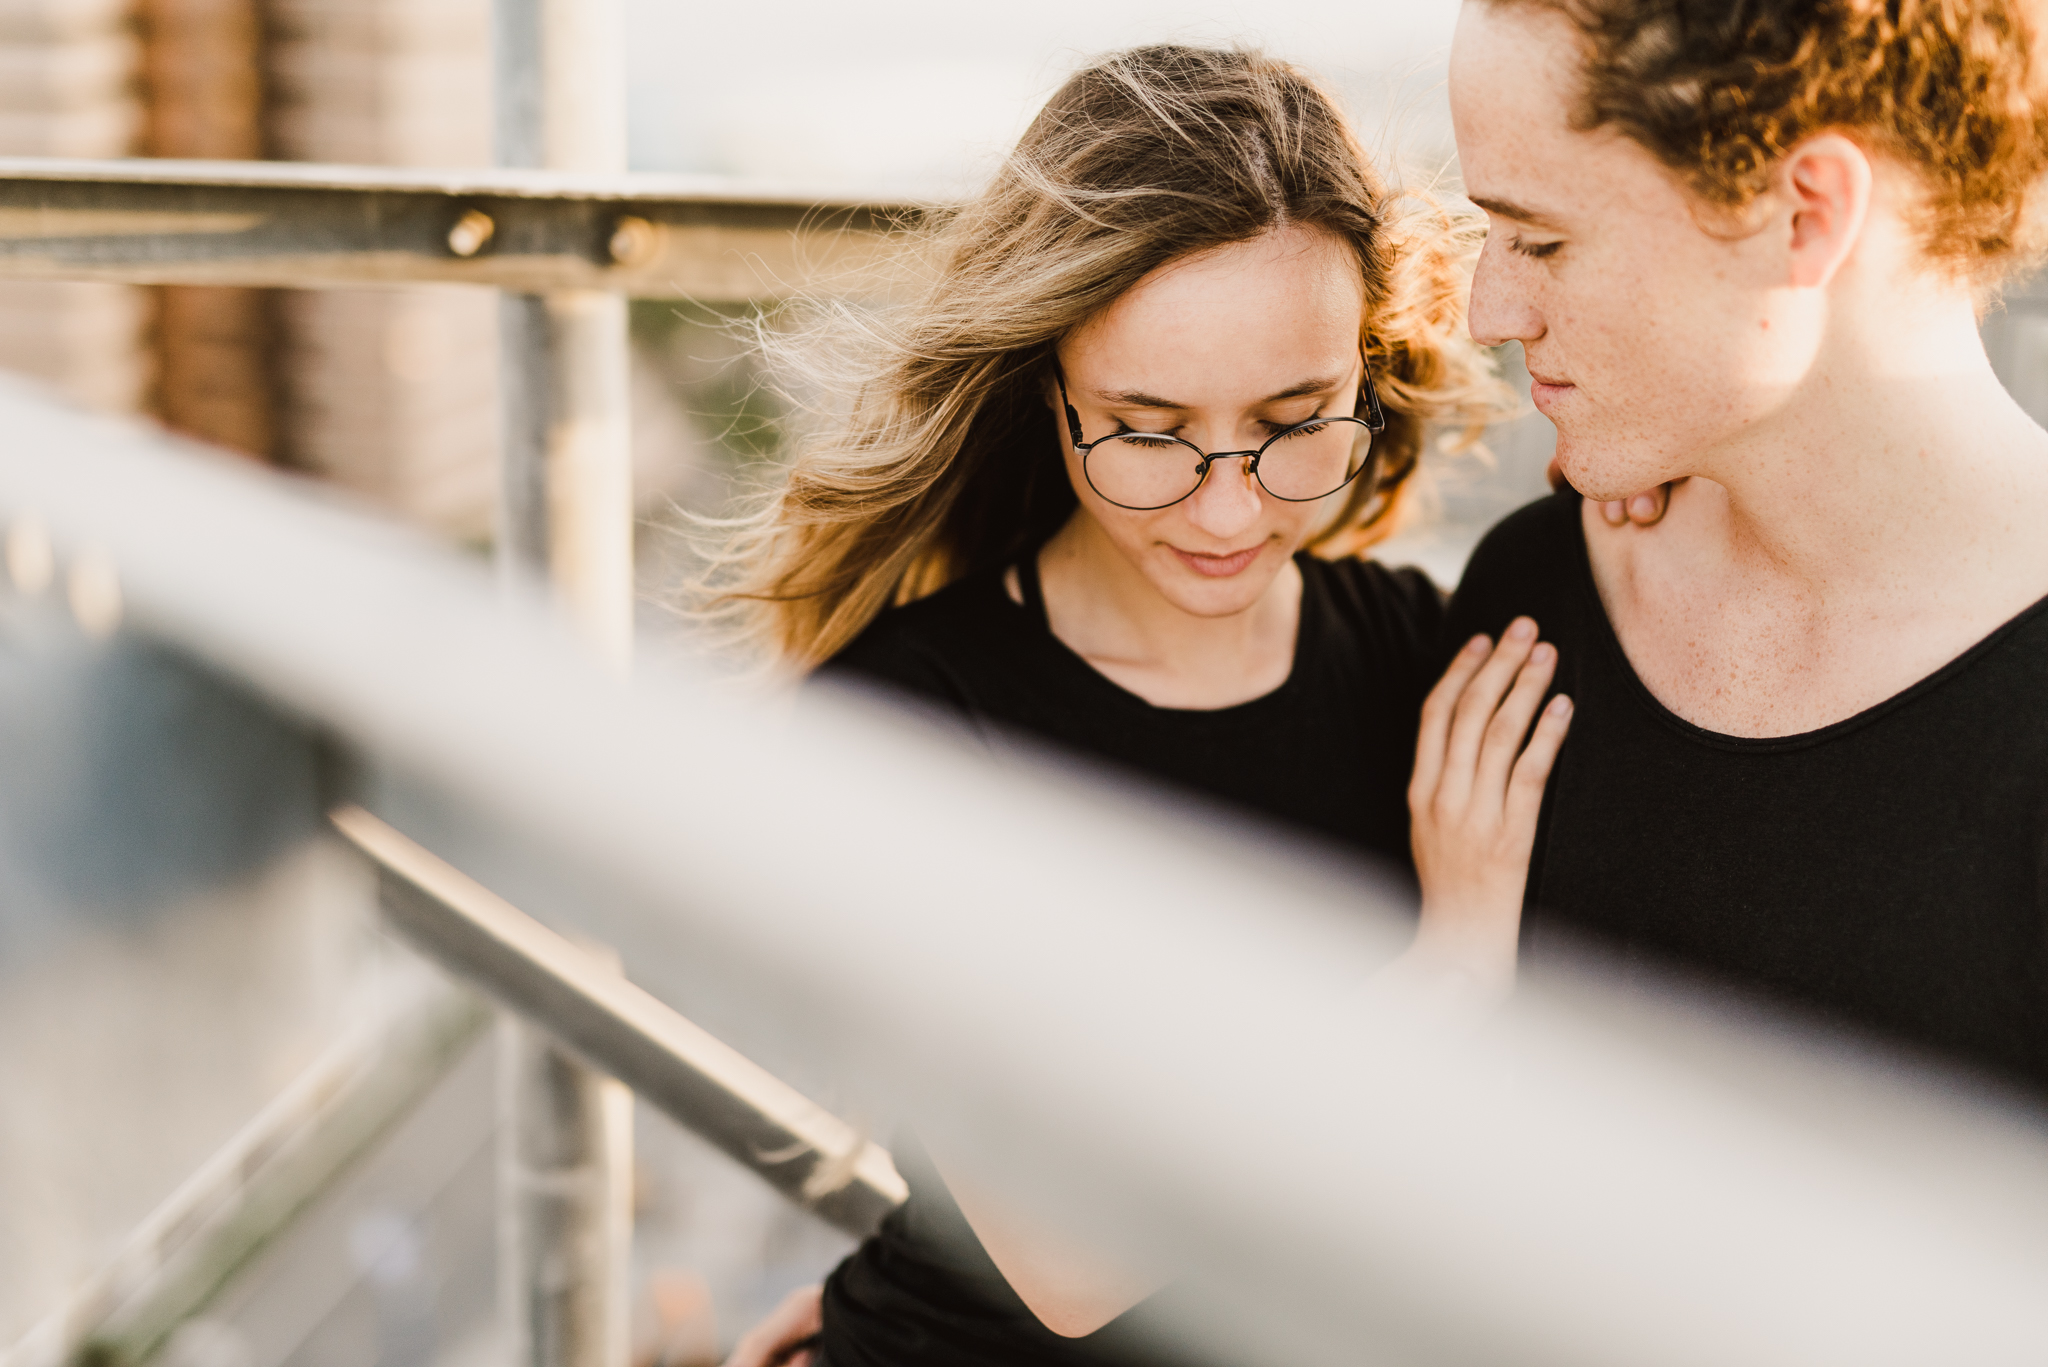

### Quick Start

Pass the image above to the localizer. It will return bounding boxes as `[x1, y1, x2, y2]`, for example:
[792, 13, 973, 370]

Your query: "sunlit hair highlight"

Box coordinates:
[702, 44, 1503, 670]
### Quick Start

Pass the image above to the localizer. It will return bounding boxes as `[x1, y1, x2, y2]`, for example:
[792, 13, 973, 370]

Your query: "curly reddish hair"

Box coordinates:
[1488, 0, 2048, 280]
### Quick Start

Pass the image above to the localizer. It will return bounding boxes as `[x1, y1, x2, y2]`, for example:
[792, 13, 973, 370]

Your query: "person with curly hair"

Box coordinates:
[1445, 0, 2048, 1094]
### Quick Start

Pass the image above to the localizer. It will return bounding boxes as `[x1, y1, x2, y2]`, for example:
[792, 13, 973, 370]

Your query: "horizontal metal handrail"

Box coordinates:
[6, 977, 490, 1367]
[330, 804, 905, 1236]
[1, 377, 2046, 1366]
[0, 157, 924, 298]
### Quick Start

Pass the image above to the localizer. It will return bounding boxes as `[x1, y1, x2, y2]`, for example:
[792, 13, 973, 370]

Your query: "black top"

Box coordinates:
[824, 550, 1444, 868]
[816, 549, 1445, 1367]
[1446, 489, 2048, 1093]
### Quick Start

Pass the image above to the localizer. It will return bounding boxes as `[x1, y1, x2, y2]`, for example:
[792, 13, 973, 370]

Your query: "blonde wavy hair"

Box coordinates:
[703, 44, 1506, 670]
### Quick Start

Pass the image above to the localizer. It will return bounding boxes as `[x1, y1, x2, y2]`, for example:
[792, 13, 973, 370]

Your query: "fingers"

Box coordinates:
[1627, 487, 1667, 524]
[1438, 617, 1539, 811]
[721, 1286, 823, 1367]
[1602, 481, 1678, 527]
[1472, 641, 1558, 805]
[1412, 633, 1491, 805]
[1504, 693, 1573, 833]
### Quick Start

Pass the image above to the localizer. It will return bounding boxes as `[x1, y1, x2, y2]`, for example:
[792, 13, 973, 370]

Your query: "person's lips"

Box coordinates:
[1171, 544, 1264, 578]
[1529, 371, 1575, 413]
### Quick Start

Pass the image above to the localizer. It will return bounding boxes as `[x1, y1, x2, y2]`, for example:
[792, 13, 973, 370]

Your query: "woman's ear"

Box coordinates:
[1780, 133, 1873, 290]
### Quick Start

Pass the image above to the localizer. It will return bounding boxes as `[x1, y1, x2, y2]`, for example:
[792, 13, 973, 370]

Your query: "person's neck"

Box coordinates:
[1685, 284, 2048, 600]
[1035, 514, 1302, 709]
[1591, 272, 2048, 738]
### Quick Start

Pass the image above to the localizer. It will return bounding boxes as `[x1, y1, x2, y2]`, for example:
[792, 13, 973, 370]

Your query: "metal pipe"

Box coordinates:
[493, 288, 633, 653]
[493, 1, 632, 655]
[0, 157, 917, 298]
[492, 5, 633, 1359]
[499, 1014, 634, 1367]
[6, 977, 489, 1367]
[7, 384, 2048, 1365]
[332, 804, 906, 1237]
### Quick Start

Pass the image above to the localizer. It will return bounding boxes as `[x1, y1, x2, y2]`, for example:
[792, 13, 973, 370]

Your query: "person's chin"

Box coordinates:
[1151, 550, 1278, 615]
[1552, 441, 1663, 504]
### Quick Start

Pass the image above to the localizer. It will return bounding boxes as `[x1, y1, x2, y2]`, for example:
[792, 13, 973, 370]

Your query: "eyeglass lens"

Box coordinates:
[1085, 419, 1373, 510]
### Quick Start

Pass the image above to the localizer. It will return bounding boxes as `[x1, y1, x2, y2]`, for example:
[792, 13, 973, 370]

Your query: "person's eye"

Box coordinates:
[1111, 423, 1183, 447]
[1511, 235, 1563, 260]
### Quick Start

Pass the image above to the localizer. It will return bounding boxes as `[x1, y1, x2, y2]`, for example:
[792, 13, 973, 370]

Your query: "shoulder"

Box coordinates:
[1303, 553, 1447, 645]
[1464, 486, 1585, 577]
[818, 570, 1015, 708]
[1445, 488, 1589, 649]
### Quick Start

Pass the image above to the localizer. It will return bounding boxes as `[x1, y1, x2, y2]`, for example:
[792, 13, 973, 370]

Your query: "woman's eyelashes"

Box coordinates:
[1510, 235, 1564, 260]
[1112, 415, 1317, 441]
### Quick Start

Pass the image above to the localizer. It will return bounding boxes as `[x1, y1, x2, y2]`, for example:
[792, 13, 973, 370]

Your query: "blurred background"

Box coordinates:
[5, 2, 2047, 1365]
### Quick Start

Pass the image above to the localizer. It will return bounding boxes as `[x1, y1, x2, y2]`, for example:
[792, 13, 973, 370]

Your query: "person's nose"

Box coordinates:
[1468, 235, 1544, 349]
[1182, 454, 1263, 541]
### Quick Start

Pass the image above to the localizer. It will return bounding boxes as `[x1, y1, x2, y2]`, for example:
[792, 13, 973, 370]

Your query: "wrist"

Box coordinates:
[1409, 905, 1520, 993]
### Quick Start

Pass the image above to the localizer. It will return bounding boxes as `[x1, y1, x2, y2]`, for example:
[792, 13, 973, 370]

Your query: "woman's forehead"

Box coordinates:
[1099, 230, 1362, 329]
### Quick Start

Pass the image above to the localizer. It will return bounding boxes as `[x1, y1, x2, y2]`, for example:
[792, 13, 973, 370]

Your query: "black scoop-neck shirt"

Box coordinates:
[814, 549, 1443, 1367]
[1446, 490, 2048, 1094]
[825, 549, 1445, 870]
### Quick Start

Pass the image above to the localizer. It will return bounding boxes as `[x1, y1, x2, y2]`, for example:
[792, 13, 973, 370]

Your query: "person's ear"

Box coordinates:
[1780, 133, 1872, 290]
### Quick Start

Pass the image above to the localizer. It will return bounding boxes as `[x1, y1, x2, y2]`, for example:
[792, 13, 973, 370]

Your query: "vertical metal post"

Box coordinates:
[493, 0, 633, 667]
[493, 4, 635, 1366]
[498, 1014, 635, 1367]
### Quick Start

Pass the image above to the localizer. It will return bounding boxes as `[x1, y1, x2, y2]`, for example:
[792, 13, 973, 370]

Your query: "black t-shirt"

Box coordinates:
[1446, 489, 2048, 1093]
[815, 549, 1445, 1367]
[823, 550, 1444, 869]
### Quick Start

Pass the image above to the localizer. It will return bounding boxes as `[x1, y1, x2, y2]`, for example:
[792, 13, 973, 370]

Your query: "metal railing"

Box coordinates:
[0, 376, 2045, 1367]
[0, 157, 918, 300]
[331, 804, 905, 1236]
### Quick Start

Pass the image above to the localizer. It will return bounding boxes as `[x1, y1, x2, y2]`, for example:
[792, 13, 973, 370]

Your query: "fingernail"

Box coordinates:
[1603, 502, 1625, 525]
[1465, 634, 1489, 654]
[1631, 494, 1656, 519]
[1548, 694, 1573, 717]
[1531, 642, 1555, 665]
[1508, 617, 1536, 641]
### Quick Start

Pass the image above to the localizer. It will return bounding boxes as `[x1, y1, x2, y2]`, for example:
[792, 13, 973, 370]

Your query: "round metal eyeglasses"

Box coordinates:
[1057, 353, 1388, 511]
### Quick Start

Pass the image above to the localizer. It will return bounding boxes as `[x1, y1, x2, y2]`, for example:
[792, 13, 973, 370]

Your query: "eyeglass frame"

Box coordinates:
[1055, 349, 1390, 511]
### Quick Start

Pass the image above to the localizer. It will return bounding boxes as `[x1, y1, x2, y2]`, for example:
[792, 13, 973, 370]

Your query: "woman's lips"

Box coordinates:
[1172, 544, 1263, 578]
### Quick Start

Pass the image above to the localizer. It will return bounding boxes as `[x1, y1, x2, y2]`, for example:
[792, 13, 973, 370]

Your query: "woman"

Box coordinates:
[707, 44, 1588, 1367]
[1444, 0, 2048, 1098]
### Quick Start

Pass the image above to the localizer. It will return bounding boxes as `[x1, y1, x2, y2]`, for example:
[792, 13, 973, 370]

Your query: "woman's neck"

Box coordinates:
[1033, 514, 1303, 710]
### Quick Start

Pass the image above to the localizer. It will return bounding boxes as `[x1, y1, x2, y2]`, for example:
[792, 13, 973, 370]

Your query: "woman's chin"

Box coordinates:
[1147, 555, 1283, 617]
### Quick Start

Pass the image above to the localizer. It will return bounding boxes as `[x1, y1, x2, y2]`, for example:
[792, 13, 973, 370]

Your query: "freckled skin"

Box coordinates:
[1451, 3, 2048, 738]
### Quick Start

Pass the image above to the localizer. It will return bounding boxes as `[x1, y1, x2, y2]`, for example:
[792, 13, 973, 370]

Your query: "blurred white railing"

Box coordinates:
[0, 376, 2043, 1367]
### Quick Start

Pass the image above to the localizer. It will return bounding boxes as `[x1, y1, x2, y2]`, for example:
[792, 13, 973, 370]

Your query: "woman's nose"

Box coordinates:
[1183, 456, 1262, 540]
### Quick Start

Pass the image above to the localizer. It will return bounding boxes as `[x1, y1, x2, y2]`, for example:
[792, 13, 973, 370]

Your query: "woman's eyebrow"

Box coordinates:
[1093, 375, 1345, 408]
